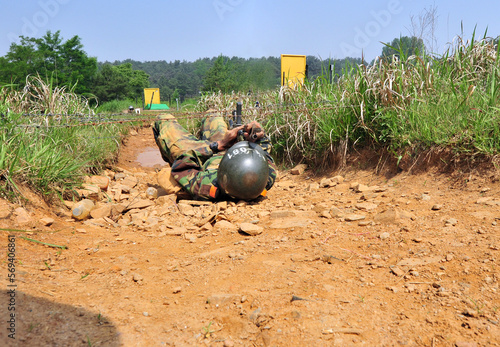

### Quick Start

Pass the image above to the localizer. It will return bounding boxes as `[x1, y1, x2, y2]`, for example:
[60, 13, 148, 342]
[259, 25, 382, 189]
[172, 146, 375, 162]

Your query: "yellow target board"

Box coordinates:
[144, 88, 161, 105]
[281, 54, 306, 87]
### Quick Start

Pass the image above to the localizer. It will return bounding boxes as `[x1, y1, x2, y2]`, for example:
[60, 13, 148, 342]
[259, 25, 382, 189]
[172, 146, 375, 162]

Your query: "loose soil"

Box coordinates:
[1, 126, 499, 347]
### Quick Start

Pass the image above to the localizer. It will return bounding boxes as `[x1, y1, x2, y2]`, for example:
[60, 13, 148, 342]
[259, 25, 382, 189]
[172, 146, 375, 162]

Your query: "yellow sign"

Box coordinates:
[144, 88, 160, 105]
[281, 54, 306, 87]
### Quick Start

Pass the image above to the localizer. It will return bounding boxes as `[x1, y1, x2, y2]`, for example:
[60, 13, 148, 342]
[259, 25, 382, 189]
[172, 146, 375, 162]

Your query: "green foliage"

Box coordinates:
[202, 55, 236, 93]
[382, 36, 425, 59]
[0, 30, 97, 94]
[91, 63, 149, 103]
[198, 36, 500, 169]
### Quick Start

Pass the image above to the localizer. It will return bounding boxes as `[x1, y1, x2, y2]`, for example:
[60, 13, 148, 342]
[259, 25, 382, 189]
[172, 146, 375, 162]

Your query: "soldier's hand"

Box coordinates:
[243, 121, 264, 142]
[218, 125, 244, 150]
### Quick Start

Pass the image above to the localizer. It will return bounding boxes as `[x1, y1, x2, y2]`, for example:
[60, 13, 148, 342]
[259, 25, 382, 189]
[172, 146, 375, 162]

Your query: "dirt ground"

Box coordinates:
[1, 126, 499, 347]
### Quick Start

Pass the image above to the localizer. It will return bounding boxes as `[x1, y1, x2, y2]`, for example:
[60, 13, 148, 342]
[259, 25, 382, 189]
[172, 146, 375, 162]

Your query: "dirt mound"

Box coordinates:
[1, 126, 499, 346]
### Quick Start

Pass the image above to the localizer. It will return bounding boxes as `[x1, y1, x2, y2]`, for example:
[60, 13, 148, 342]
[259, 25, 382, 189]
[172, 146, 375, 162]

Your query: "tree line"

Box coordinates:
[3, 30, 479, 106]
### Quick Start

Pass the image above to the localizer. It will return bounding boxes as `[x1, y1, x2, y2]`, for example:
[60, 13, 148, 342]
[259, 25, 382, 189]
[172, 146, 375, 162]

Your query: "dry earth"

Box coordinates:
[0, 126, 499, 347]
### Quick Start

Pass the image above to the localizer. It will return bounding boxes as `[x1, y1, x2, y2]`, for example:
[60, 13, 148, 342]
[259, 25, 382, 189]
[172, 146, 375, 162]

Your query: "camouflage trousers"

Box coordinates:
[152, 113, 228, 164]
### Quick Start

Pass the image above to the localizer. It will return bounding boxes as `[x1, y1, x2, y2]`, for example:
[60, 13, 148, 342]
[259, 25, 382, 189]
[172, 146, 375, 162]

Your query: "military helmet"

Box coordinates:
[217, 141, 269, 200]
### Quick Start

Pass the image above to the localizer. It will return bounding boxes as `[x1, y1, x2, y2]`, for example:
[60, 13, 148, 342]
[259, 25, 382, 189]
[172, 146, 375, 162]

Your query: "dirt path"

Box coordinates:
[1, 126, 499, 347]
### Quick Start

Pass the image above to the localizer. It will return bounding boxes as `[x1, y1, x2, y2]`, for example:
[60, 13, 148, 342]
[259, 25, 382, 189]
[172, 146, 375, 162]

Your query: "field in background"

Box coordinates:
[1, 36, 499, 201]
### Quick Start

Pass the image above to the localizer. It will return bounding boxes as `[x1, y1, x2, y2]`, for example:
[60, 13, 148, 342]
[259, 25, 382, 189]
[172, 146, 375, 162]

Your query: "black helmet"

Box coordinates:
[217, 141, 269, 200]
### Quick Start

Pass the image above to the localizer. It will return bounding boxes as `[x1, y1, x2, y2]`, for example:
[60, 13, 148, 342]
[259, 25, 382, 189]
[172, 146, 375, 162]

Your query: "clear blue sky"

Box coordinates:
[1, 0, 499, 63]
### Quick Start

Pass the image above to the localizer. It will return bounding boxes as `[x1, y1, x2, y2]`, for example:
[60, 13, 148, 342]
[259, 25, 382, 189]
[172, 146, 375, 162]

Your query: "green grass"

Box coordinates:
[1, 33, 499, 201]
[197, 35, 500, 169]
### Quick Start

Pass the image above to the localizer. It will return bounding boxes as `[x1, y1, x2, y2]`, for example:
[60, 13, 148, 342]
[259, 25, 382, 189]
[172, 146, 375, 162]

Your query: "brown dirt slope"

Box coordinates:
[0, 126, 499, 347]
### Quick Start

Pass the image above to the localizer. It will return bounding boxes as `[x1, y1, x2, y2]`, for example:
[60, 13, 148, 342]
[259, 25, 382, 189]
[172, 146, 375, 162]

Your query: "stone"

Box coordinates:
[344, 214, 366, 221]
[177, 203, 195, 216]
[355, 183, 370, 192]
[380, 232, 390, 240]
[206, 294, 241, 305]
[329, 207, 344, 217]
[214, 220, 238, 232]
[127, 199, 154, 210]
[121, 175, 138, 189]
[290, 164, 307, 175]
[445, 218, 458, 226]
[374, 209, 400, 224]
[355, 202, 378, 211]
[390, 266, 405, 277]
[431, 204, 443, 211]
[307, 183, 320, 191]
[270, 210, 295, 219]
[40, 217, 54, 226]
[90, 175, 110, 190]
[14, 207, 31, 225]
[90, 205, 112, 219]
[240, 223, 263, 236]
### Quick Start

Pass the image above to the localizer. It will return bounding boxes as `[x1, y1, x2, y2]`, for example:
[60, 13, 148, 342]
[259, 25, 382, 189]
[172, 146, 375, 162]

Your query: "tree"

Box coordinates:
[202, 55, 236, 92]
[91, 63, 149, 103]
[0, 31, 97, 94]
[381, 36, 425, 59]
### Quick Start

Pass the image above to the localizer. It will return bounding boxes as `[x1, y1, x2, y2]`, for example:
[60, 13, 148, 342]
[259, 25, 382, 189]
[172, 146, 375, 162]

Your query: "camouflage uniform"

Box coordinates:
[153, 113, 277, 201]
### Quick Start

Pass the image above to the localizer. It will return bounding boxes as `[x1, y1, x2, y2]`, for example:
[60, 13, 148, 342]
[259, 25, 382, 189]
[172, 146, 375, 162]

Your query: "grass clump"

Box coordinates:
[198, 34, 500, 170]
[0, 80, 130, 201]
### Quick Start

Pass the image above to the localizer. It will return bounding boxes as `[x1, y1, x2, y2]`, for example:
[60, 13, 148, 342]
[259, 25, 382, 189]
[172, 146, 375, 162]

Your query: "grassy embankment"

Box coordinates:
[0, 36, 499, 201]
[198, 36, 500, 170]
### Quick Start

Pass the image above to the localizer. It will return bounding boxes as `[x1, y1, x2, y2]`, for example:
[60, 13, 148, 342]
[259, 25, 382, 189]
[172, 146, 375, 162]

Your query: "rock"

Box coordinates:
[127, 199, 154, 210]
[114, 173, 126, 180]
[355, 202, 378, 211]
[344, 214, 366, 221]
[132, 273, 144, 283]
[121, 175, 138, 189]
[476, 197, 493, 205]
[240, 223, 263, 236]
[172, 287, 182, 294]
[374, 209, 400, 224]
[354, 183, 370, 192]
[421, 194, 431, 201]
[307, 183, 320, 191]
[431, 204, 443, 211]
[320, 210, 332, 218]
[90, 175, 110, 190]
[214, 220, 238, 232]
[177, 203, 195, 216]
[77, 184, 101, 200]
[380, 232, 390, 240]
[329, 207, 343, 217]
[270, 210, 295, 218]
[90, 204, 112, 219]
[206, 294, 241, 305]
[290, 164, 307, 175]
[390, 266, 405, 277]
[331, 175, 344, 184]
[40, 217, 54, 226]
[445, 218, 458, 226]
[223, 340, 235, 347]
[319, 178, 336, 188]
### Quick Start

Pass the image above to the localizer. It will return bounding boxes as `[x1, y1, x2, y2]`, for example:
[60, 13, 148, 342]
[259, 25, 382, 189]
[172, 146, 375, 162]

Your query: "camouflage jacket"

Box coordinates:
[171, 136, 277, 201]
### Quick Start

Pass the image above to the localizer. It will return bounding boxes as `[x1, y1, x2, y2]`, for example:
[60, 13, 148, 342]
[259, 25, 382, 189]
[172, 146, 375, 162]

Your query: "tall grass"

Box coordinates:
[198, 35, 500, 169]
[0, 80, 129, 201]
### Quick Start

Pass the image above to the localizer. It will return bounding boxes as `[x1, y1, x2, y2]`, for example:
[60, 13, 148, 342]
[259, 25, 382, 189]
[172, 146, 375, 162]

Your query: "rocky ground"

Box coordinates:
[0, 126, 499, 347]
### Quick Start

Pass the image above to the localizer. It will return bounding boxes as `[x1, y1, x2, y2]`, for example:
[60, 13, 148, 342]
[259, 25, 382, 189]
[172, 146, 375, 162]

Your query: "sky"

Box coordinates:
[1, 0, 499, 63]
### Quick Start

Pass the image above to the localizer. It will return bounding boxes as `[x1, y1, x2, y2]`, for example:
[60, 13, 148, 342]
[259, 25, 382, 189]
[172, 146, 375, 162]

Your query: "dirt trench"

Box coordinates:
[0, 126, 499, 347]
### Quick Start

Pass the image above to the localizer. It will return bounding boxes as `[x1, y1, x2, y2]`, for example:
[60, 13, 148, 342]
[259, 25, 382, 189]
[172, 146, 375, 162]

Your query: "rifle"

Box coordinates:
[230, 101, 261, 141]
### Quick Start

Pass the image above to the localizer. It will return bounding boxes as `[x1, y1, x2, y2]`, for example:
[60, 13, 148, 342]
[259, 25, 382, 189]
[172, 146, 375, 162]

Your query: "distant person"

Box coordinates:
[152, 112, 277, 201]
